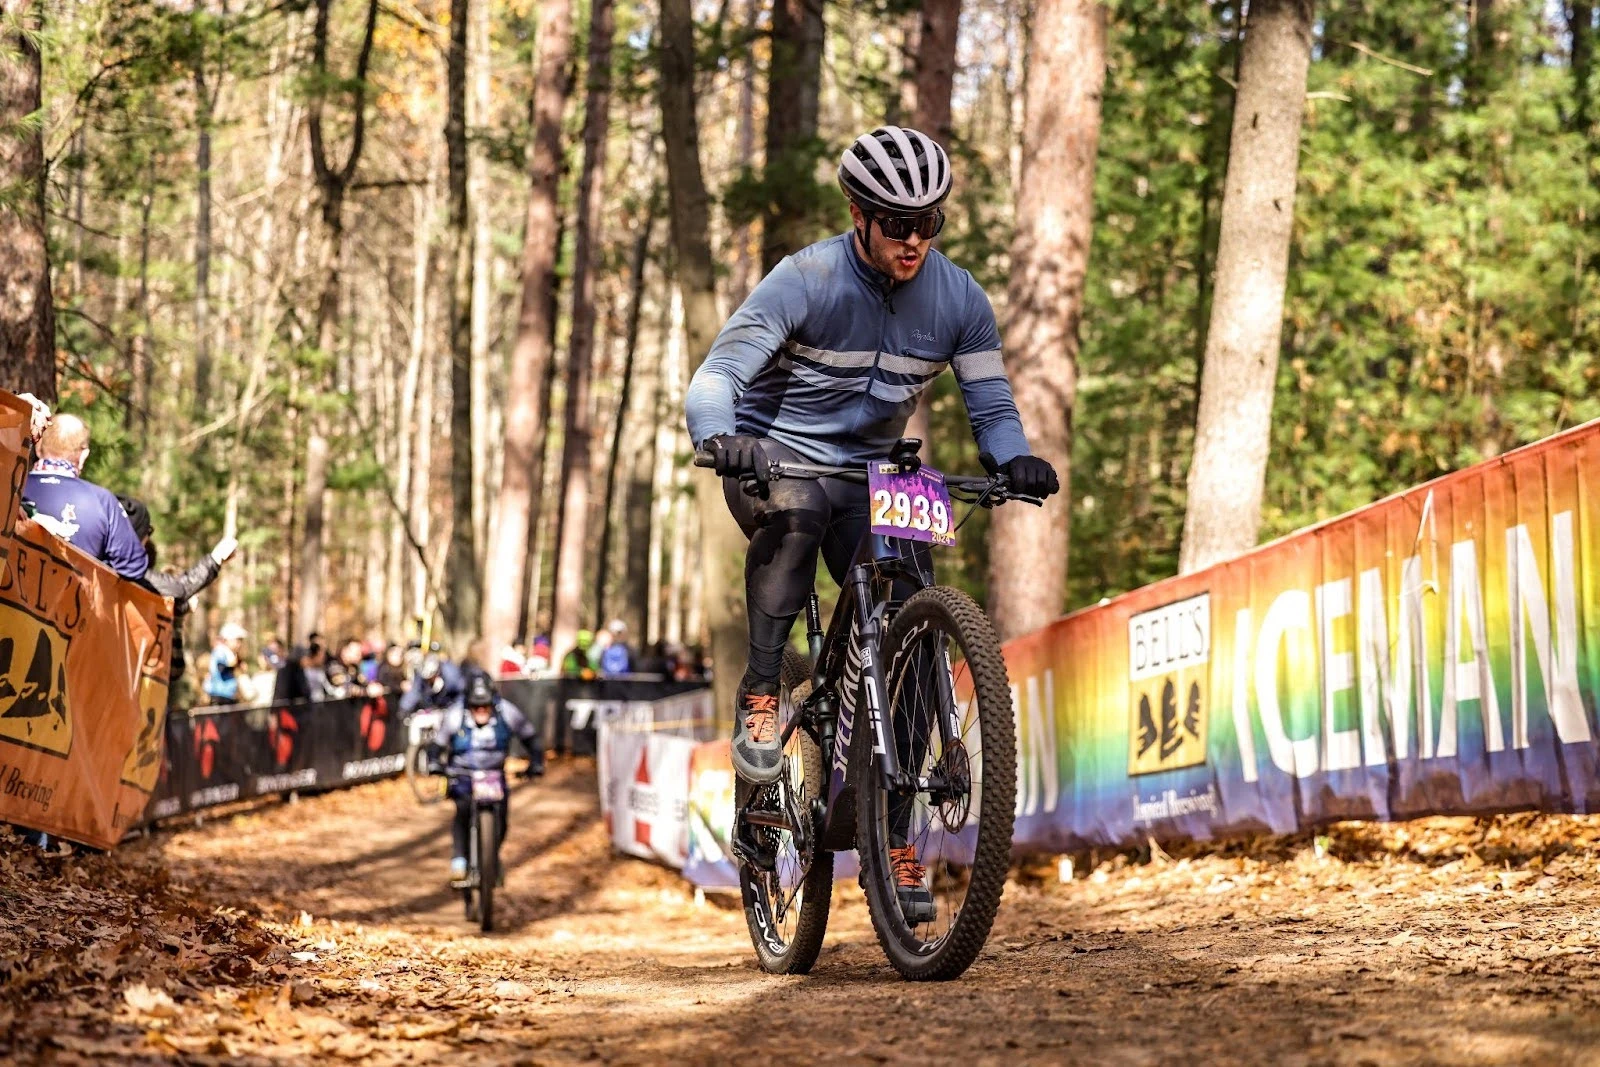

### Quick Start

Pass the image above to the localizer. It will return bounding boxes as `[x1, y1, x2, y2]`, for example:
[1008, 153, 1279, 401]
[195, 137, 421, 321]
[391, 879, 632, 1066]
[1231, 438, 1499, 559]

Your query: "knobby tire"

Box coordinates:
[857, 585, 1017, 981]
[739, 647, 833, 974]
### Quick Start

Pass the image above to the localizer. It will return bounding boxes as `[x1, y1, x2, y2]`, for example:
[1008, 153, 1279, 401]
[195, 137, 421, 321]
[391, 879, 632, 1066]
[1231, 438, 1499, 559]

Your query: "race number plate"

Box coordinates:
[868, 462, 955, 547]
[471, 770, 506, 802]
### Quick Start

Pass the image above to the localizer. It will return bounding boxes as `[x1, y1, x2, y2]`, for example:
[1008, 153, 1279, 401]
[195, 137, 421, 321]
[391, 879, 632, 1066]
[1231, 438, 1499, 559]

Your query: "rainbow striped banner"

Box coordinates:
[1004, 419, 1600, 851]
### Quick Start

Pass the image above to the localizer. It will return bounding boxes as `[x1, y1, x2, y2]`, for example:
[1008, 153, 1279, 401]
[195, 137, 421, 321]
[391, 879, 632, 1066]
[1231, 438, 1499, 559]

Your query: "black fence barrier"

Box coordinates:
[500, 677, 710, 756]
[144, 691, 408, 822]
[141, 678, 710, 823]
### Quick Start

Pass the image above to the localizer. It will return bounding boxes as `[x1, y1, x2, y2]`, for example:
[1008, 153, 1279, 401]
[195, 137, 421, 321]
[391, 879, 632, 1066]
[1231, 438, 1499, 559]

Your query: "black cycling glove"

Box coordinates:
[705, 434, 771, 480]
[1003, 455, 1060, 498]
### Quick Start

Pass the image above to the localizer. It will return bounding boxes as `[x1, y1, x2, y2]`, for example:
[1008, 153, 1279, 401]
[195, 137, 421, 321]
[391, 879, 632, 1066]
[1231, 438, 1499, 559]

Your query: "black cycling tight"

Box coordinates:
[723, 441, 870, 687]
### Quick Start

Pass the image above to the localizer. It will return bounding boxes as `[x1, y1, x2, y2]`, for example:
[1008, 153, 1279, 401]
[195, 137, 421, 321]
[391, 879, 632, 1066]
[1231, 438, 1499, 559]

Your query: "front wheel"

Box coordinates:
[407, 743, 445, 804]
[857, 586, 1017, 981]
[739, 647, 834, 974]
[477, 805, 498, 933]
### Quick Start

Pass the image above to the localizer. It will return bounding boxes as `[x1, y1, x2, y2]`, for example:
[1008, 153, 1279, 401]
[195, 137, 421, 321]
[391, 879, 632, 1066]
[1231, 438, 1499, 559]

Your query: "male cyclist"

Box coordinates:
[430, 670, 541, 884]
[684, 126, 1060, 906]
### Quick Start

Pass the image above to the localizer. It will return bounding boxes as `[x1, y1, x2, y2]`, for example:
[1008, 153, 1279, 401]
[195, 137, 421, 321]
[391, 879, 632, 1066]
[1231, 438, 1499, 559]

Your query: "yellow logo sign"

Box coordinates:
[1127, 593, 1210, 776]
[0, 609, 72, 757]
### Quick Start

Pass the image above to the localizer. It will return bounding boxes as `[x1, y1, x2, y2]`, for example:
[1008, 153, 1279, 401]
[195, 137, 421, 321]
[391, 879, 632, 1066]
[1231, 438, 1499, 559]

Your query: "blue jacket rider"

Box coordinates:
[431, 671, 542, 883]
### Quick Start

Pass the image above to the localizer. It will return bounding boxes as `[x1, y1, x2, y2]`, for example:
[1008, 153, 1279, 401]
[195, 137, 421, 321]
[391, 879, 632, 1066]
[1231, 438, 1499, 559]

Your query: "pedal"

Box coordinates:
[897, 887, 937, 925]
[449, 876, 473, 890]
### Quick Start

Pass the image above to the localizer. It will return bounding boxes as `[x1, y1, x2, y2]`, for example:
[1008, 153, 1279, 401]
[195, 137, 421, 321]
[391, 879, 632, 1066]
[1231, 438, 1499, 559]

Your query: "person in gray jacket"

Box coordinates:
[685, 125, 1060, 791]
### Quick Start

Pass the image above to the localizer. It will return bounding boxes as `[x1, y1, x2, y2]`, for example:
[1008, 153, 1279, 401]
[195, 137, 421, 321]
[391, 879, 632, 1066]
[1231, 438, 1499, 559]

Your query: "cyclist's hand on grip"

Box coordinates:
[705, 434, 770, 480]
[1003, 455, 1059, 498]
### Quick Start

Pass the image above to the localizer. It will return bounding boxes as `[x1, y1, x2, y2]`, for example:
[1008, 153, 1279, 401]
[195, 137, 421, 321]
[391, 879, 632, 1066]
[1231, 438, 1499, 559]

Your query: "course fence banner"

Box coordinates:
[996, 417, 1600, 853]
[500, 677, 709, 755]
[147, 692, 407, 820]
[0, 392, 173, 849]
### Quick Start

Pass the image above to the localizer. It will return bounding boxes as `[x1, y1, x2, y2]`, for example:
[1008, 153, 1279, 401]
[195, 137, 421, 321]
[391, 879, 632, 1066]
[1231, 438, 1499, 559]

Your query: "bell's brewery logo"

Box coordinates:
[0, 538, 86, 759]
[1127, 592, 1210, 775]
[121, 611, 173, 793]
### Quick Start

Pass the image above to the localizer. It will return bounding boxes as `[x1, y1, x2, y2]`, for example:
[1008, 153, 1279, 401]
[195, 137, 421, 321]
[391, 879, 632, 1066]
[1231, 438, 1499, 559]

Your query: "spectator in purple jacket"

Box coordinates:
[22, 414, 147, 581]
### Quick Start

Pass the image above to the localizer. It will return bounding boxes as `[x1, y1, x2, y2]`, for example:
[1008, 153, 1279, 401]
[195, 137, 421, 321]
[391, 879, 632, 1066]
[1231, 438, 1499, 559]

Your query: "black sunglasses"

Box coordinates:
[870, 208, 945, 242]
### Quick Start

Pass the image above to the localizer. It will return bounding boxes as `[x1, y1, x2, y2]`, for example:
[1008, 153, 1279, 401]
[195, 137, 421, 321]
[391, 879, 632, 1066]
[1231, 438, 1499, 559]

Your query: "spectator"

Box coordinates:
[273, 639, 333, 704]
[400, 651, 464, 714]
[527, 634, 552, 674]
[260, 639, 287, 671]
[598, 619, 633, 676]
[638, 639, 671, 677]
[499, 642, 527, 679]
[377, 643, 408, 691]
[561, 630, 596, 680]
[22, 413, 146, 580]
[587, 627, 612, 671]
[118, 494, 238, 709]
[205, 623, 248, 705]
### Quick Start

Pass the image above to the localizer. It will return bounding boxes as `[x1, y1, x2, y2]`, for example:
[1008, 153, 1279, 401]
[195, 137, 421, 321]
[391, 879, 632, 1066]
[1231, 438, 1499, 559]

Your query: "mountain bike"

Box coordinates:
[453, 768, 506, 933]
[696, 439, 1037, 981]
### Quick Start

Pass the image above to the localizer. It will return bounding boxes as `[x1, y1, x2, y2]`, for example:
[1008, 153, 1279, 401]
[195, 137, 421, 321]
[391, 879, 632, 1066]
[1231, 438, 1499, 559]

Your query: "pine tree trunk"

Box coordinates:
[595, 202, 656, 630]
[444, 0, 481, 642]
[550, 0, 616, 661]
[985, 0, 1105, 641]
[0, 0, 54, 404]
[192, 19, 216, 419]
[469, 0, 494, 565]
[760, 0, 825, 273]
[662, 0, 745, 717]
[903, 0, 962, 454]
[726, 0, 761, 309]
[298, 0, 379, 642]
[1178, 0, 1313, 574]
[482, 0, 574, 652]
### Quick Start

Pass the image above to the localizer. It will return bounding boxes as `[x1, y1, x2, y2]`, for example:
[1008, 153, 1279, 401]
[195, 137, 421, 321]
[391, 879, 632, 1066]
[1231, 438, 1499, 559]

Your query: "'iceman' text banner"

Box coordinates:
[1000, 418, 1600, 851]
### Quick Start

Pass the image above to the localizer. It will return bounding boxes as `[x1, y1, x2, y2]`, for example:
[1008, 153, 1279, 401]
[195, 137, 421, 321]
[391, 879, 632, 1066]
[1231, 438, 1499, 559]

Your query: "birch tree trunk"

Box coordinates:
[662, 0, 744, 718]
[482, 0, 574, 652]
[0, 0, 56, 403]
[985, 0, 1104, 641]
[549, 0, 615, 662]
[761, 0, 825, 273]
[1178, 0, 1313, 574]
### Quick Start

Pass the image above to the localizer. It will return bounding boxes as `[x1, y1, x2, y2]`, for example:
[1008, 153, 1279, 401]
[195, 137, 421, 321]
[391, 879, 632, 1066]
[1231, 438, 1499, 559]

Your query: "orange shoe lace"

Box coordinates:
[890, 845, 927, 889]
[742, 694, 779, 744]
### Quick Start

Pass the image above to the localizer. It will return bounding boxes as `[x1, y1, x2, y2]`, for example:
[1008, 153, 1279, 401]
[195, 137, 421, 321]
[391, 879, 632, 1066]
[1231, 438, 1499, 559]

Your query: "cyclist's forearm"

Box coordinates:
[958, 376, 1030, 464]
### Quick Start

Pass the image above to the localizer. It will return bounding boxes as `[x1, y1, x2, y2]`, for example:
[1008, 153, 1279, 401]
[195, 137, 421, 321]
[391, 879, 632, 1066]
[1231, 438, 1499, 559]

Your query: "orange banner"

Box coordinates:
[0, 393, 171, 848]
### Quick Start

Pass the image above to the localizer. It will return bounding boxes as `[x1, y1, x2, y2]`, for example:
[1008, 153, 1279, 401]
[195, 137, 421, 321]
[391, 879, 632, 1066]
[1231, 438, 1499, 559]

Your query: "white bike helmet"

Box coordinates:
[837, 126, 952, 213]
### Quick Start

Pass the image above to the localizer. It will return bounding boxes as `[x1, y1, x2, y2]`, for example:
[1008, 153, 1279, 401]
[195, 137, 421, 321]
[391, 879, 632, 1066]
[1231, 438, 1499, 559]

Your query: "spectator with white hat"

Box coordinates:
[205, 622, 249, 706]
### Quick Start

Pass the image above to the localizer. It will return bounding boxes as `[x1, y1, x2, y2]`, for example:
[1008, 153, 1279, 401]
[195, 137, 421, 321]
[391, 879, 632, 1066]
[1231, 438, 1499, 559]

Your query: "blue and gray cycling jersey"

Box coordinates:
[685, 231, 1031, 468]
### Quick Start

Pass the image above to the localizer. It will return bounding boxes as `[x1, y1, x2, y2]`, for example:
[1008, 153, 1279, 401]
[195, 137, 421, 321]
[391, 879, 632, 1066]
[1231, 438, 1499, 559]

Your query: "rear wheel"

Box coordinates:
[739, 647, 834, 974]
[477, 806, 498, 933]
[857, 586, 1016, 981]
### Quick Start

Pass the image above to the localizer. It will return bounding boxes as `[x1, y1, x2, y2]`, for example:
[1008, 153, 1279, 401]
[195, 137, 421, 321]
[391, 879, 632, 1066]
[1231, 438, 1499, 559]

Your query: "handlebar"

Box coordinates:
[692, 449, 1044, 508]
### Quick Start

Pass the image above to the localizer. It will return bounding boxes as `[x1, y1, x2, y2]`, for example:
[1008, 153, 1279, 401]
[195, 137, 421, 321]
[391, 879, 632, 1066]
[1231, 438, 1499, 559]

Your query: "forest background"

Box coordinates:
[1, 0, 1597, 705]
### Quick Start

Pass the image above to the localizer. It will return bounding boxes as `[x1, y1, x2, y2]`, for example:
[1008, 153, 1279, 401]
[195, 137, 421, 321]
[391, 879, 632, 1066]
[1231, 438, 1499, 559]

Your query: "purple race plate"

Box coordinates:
[868, 462, 956, 547]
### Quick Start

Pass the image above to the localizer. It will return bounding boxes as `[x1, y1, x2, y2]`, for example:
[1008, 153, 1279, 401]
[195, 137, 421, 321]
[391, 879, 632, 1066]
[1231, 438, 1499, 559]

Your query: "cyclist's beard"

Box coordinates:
[860, 225, 927, 283]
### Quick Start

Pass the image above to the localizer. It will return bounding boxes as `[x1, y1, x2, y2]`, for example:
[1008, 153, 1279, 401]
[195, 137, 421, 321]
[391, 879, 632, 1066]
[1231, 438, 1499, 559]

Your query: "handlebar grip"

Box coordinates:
[693, 450, 715, 469]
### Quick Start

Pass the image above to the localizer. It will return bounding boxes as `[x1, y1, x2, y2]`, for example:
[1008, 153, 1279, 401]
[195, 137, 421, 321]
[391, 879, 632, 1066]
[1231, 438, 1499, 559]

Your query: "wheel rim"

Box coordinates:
[746, 684, 815, 956]
[876, 618, 984, 953]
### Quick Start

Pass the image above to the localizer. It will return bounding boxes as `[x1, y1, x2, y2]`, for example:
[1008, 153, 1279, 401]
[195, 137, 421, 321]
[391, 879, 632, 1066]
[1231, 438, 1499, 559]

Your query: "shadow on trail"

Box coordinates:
[319, 803, 602, 929]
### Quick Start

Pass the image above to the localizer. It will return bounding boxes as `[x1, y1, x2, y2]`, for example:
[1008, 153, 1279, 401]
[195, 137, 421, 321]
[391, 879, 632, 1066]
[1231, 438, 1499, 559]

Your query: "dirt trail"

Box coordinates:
[8, 761, 1600, 1064]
